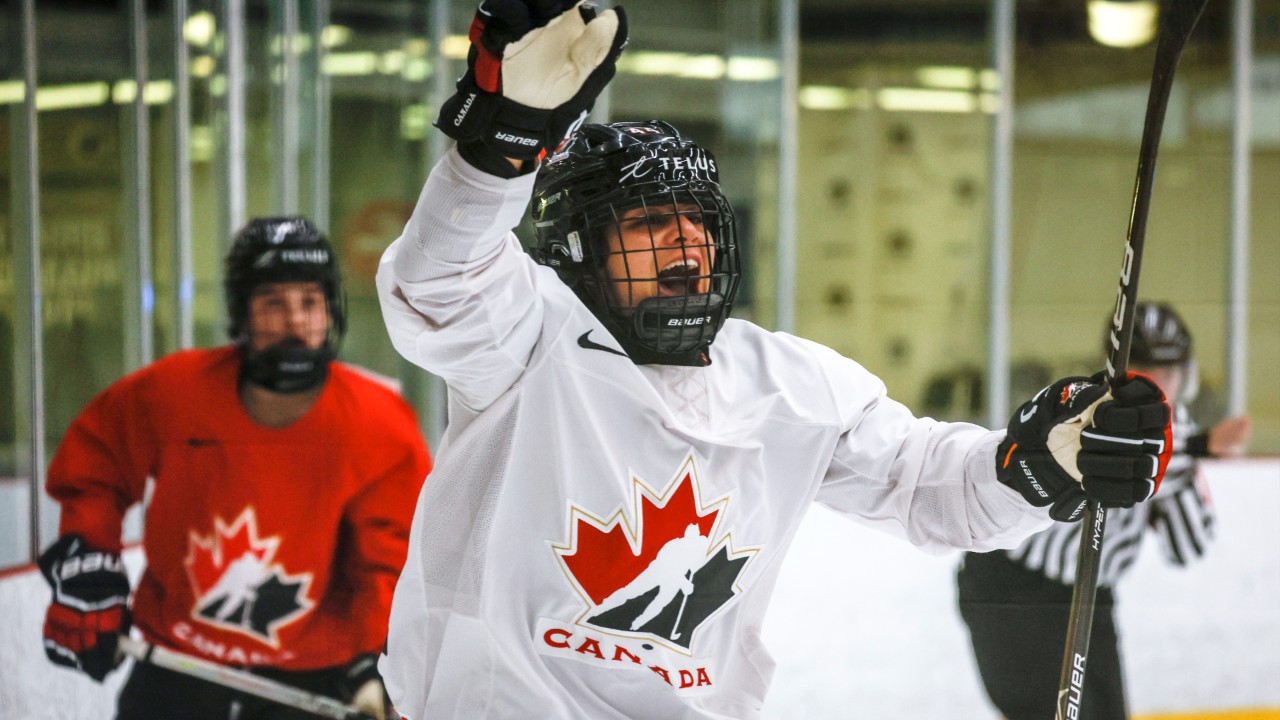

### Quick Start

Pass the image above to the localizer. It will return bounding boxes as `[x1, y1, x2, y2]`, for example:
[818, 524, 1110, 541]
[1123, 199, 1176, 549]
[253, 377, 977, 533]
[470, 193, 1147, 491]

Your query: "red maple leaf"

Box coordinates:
[184, 508, 278, 597]
[557, 467, 720, 606]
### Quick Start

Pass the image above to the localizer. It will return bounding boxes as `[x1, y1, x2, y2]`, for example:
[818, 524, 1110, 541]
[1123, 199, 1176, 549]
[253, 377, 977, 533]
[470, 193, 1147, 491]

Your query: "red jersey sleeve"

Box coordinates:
[335, 395, 432, 653]
[46, 369, 158, 552]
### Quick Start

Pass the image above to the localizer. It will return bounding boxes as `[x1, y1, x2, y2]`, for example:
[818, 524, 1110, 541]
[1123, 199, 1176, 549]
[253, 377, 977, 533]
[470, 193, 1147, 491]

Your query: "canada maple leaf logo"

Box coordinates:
[183, 508, 313, 647]
[552, 456, 757, 652]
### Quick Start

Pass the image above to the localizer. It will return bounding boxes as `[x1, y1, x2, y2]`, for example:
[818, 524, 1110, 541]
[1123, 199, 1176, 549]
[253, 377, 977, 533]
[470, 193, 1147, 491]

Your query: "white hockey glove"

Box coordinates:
[437, 0, 628, 165]
[996, 372, 1173, 522]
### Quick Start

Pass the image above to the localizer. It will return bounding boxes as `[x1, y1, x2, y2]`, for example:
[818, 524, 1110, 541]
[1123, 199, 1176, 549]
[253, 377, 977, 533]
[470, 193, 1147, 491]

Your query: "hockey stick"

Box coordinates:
[117, 636, 378, 720]
[1055, 0, 1210, 717]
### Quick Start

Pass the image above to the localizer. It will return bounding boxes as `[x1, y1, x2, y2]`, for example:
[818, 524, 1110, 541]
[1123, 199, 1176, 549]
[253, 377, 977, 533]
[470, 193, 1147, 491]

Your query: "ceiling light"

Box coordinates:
[36, 83, 111, 111]
[321, 25, 352, 48]
[877, 88, 977, 114]
[322, 52, 378, 76]
[0, 80, 24, 104]
[183, 11, 216, 48]
[799, 86, 872, 111]
[1088, 0, 1159, 48]
[916, 66, 977, 90]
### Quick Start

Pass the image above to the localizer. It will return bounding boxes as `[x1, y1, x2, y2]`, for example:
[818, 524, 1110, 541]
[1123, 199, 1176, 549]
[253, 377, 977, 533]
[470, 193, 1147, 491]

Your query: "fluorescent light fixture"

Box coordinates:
[877, 87, 976, 113]
[112, 79, 176, 105]
[321, 24, 352, 48]
[978, 92, 999, 114]
[403, 39, 428, 57]
[183, 11, 216, 48]
[1088, 0, 1158, 48]
[190, 125, 215, 163]
[917, 66, 977, 90]
[0, 80, 24, 104]
[403, 58, 432, 82]
[271, 34, 313, 55]
[35, 82, 111, 110]
[443, 35, 471, 60]
[190, 55, 217, 78]
[979, 69, 1000, 91]
[322, 51, 379, 76]
[727, 56, 778, 81]
[401, 103, 430, 140]
[210, 75, 227, 97]
[799, 85, 872, 111]
[679, 55, 726, 80]
[379, 50, 406, 75]
[619, 51, 687, 76]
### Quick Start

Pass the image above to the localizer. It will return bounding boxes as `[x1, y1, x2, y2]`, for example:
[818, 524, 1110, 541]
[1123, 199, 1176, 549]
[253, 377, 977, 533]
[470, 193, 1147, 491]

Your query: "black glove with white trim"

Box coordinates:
[437, 0, 628, 164]
[38, 534, 131, 681]
[996, 372, 1173, 522]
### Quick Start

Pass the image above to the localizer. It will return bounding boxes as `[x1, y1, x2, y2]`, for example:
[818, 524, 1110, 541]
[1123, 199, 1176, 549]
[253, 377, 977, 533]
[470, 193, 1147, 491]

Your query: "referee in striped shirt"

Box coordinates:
[957, 302, 1251, 720]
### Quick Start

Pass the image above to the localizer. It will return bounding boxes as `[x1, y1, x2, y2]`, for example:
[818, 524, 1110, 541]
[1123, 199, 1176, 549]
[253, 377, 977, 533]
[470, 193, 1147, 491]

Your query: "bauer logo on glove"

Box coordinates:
[996, 372, 1173, 522]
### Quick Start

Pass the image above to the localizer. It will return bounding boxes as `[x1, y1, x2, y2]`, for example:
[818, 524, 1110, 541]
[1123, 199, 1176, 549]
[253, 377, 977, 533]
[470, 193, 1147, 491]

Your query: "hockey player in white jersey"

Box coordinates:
[375, 1, 1174, 717]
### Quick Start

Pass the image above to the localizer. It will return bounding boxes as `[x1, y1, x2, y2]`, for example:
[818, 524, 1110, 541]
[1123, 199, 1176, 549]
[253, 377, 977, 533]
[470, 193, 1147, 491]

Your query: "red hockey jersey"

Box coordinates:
[46, 346, 431, 670]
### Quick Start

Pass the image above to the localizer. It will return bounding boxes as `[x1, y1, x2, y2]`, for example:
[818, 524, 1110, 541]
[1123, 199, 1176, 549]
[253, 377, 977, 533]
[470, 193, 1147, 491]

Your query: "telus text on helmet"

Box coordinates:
[279, 249, 329, 264]
[618, 150, 717, 183]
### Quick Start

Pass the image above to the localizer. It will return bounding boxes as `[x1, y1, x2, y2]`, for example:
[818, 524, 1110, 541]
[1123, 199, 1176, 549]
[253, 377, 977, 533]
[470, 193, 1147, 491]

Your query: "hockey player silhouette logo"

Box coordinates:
[554, 456, 757, 652]
[184, 508, 314, 647]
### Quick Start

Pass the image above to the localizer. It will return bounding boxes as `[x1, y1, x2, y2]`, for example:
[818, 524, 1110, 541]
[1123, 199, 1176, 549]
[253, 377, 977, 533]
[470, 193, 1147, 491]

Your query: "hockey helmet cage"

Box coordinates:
[223, 216, 347, 345]
[530, 121, 741, 365]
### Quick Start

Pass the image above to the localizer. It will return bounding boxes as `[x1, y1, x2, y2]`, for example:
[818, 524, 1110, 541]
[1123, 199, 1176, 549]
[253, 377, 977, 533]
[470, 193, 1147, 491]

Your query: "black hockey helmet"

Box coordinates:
[1105, 301, 1198, 401]
[530, 120, 740, 365]
[223, 216, 347, 345]
[1127, 301, 1193, 366]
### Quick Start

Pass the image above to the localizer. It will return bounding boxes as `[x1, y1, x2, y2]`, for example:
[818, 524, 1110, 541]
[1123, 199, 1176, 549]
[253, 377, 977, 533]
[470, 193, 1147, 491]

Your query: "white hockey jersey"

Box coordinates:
[375, 148, 1052, 720]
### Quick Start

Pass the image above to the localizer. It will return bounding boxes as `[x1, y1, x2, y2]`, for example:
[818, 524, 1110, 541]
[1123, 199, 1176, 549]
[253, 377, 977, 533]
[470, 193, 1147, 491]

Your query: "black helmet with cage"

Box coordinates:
[1106, 301, 1198, 400]
[530, 120, 741, 366]
[223, 216, 347, 392]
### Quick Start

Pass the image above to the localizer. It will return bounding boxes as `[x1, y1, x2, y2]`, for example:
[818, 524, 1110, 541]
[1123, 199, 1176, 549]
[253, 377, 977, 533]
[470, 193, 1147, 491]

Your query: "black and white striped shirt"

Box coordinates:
[1004, 404, 1215, 587]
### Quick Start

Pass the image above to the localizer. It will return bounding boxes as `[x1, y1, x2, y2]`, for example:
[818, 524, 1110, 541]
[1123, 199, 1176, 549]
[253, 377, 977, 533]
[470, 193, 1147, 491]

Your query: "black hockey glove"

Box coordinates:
[38, 533, 131, 681]
[341, 652, 388, 720]
[437, 0, 628, 162]
[996, 372, 1173, 522]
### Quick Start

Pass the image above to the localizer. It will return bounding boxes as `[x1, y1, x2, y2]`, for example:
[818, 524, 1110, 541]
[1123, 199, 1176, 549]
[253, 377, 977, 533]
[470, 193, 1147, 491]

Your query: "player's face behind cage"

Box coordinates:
[245, 281, 332, 353]
[580, 185, 739, 355]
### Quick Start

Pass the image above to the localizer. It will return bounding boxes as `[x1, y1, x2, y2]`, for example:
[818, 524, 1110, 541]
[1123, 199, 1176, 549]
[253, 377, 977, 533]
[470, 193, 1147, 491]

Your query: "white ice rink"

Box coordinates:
[2, 460, 1277, 719]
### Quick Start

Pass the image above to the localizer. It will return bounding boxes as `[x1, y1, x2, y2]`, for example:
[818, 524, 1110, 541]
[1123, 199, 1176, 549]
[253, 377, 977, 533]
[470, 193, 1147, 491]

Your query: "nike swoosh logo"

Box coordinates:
[1020, 405, 1038, 423]
[577, 331, 628, 358]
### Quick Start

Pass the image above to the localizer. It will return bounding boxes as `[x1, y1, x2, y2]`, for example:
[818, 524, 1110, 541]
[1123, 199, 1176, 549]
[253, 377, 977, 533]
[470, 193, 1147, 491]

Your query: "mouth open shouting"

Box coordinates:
[603, 203, 717, 310]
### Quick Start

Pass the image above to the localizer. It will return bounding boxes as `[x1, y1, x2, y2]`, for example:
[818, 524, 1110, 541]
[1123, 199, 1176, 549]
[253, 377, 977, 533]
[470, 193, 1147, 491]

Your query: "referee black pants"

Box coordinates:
[957, 550, 1127, 720]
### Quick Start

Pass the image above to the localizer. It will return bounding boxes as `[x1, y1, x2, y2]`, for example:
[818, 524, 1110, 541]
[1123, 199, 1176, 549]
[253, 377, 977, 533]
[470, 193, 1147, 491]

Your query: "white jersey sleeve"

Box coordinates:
[804, 338, 1052, 553]
[376, 148, 543, 411]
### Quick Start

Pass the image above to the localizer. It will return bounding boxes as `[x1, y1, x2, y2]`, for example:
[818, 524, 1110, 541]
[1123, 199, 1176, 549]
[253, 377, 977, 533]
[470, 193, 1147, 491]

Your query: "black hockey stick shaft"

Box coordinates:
[118, 636, 378, 720]
[1055, 0, 1210, 718]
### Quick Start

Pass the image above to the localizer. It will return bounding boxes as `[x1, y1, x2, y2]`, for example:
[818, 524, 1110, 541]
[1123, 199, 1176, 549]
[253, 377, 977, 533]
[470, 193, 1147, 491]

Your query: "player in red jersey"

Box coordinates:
[38, 217, 432, 719]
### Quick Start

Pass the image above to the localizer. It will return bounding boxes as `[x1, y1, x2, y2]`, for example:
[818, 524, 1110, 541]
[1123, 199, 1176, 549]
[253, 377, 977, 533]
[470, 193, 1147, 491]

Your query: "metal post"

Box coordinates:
[312, 0, 332, 231]
[172, 0, 195, 349]
[274, 0, 301, 215]
[126, 0, 155, 369]
[1226, 0, 1253, 417]
[986, 0, 1014, 429]
[12, 0, 46, 561]
[775, 0, 798, 333]
[223, 0, 248, 243]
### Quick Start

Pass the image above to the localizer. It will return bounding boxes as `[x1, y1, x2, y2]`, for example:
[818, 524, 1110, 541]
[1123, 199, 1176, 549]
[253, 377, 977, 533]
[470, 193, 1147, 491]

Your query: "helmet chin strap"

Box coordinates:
[240, 342, 334, 394]
[625, 293, 725, 360]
